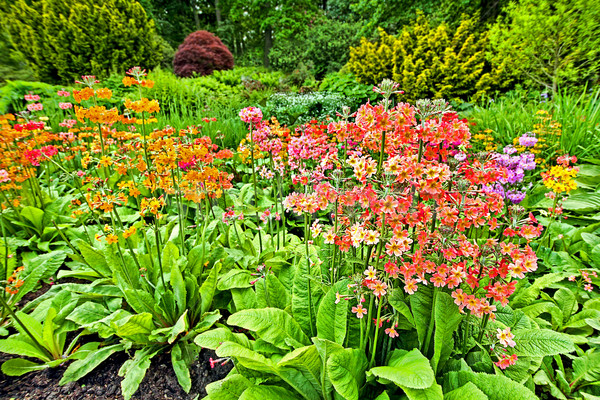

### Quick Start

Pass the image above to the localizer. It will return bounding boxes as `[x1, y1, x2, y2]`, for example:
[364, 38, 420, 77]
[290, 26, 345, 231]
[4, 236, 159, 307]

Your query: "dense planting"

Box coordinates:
[0, 70, 598, 400]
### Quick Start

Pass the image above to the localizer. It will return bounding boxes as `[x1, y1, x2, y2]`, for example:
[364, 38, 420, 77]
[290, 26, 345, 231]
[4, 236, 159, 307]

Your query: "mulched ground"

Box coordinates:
[0, 348, 232, 400]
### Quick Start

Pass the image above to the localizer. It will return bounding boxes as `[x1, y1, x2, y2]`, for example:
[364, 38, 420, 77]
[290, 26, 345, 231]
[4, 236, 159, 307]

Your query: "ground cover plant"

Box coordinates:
[0, 68, 598, 400]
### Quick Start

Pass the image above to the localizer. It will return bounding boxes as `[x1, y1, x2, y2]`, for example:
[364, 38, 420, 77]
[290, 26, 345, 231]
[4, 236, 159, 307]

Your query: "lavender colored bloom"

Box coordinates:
[454, 152, 467, 161]
[519, 133, 538, 147]
[506, 190, 526, 204]
[503, 145, 517, 155]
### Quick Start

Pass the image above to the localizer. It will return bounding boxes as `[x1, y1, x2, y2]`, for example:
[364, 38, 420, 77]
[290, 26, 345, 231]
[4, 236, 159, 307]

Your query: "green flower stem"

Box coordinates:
[369, 297, 384, 367]
[249, 126, 263, 254]
[422, 287, 438, 356]
[154, 217, 166, 289]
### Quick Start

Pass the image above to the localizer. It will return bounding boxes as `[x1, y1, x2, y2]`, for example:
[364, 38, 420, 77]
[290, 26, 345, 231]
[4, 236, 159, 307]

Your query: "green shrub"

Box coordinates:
[319, 71, 377, 107]
[265, 92, 353, 125]
[269, 17, 361, 79]
[489, 0, 600, 94]
[348, 14, 505, 102]
[4, 0, 161, 84]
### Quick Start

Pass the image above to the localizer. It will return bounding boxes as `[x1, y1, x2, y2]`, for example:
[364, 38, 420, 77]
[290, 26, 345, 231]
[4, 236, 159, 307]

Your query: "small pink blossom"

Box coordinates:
[59, 102, 73, 110]
[27, 102, 43, 112]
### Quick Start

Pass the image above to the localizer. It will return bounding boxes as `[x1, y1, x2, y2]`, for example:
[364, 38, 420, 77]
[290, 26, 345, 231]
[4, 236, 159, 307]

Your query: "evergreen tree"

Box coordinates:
[5, 0, 161, 83]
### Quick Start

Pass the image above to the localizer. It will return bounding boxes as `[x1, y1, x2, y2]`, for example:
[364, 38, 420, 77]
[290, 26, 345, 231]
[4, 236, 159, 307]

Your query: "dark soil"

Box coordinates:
[0, 349, 232, 400]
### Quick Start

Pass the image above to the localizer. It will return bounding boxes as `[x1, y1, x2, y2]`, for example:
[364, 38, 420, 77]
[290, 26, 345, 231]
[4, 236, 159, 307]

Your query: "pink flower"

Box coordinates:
[57, 89, 70, 97]
[352, 304, 368, 318]
[239, 107, 263, 124]
[0, 169, 10, 183]
[496, 327, 516, 348]
[385, 326, 399, 338]
[24, 94, 40, 101]
[59, 102, 73, 109]
[26, 102, 43, 112]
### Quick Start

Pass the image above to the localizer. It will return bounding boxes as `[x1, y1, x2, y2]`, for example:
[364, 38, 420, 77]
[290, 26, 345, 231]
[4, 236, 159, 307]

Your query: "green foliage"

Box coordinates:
[266, 92, 353, 125]
[348, 14, 506, 102]
[4, 0, 161, 83]
[489, 0, 600, 94]
[269, 16, 361, 78]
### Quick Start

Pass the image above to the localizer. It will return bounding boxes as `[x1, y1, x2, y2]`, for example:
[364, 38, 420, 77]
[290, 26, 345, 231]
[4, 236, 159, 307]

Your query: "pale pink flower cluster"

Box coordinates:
[26, 103, 43, 112]
[239, 106, 263, 124]
[59, 102, 73, 110]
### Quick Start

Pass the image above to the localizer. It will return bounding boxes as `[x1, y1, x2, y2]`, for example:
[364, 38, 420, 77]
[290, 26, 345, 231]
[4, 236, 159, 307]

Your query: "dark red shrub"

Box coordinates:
[173, 31, 234, 77]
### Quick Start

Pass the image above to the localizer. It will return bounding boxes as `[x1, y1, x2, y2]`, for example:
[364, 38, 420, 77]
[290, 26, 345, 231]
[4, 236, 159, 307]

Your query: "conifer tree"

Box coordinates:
[5, 0, 161, 83]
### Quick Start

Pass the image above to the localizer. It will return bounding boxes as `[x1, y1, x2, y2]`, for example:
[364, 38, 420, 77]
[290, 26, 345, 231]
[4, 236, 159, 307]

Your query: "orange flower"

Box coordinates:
[124, 98, 160, 114]
[73, 87, 95, 103]
[106, 234, 119, 244]
[123, 226, 137, 238]
[96, 88, 112, 100]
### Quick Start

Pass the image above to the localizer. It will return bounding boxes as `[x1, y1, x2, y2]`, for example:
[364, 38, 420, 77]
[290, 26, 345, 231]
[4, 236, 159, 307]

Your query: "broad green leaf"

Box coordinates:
[77, 241, 111, 277]
[572, 351, 600, 383]
[1, 358, 46, 376]
[402, 383, 444, 400]
[60, 343, 125, 384]
[20, 206, 45, 233]
[432, 291, 462, 373]
[42, 307, 58, 357]
[239, 385, 301, 400]
[14, 252, 66, 303]
[564, 309, 600, 329]
[168, 310, 188, 344]
[119, 347, 160, 400]
[123, 289, 160, 317]
[388, 289, 415, 327]
[227, 308, 310, 350]
[444, 371, 538, 400]
[554, 288, 577, 325]
[195, 327, 252, 350]
[369, 349, 434, 389]
[217, 269, 253, 290]
[326, 348, 368, 400]
[206, 374, 254, 399]
[67, 302, 110, 327]
[444, 382, 488, 400]
[409, 285, 433, 347]
[217, 342, 320, 400]
[292, 258, 319, 337]
[532, 369, 567, 400]
[511, 273, 565, 309]
[374, 392, 390, 400]
[114, 313, 155, 343]
[255, 273, 289, 310]
[278, 345, 321, 394]
[13, 311, 43, 345]
[231, 287, 257, 311]
[200, 261, 221, 315]
[316, 279, 350, 345]
[161, 241, 179, 275]
[513, 329, 575, 357]
[171, 343, 191, 393]
[170, 261, 186, 316]
[0, 338, 48, 360]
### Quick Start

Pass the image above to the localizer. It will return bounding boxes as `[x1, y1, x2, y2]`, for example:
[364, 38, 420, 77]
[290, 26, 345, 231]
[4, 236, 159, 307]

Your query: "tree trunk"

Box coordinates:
[215, 0, 222, 26]
[192, 1, 200, 30]
[263, 25, 272, 68]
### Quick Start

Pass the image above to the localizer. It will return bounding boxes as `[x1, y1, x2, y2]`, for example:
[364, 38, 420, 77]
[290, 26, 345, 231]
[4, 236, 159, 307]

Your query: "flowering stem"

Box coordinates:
[462, 312, 472, 355]
[422, 287, 438, 356]
[171, 169, 186, 257]
[477, 313, 490, 343]
[154, 218, 166, 289]
[199, 195, 211, 274]
[1, 214, 8, 292]
[249, 127, 263, 254]
[369, 297, 383, 368]
[363, 295, 375, 352]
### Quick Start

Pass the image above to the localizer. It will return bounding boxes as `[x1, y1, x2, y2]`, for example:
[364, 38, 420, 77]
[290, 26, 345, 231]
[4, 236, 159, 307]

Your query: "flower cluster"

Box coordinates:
[541, 155, 578, 194]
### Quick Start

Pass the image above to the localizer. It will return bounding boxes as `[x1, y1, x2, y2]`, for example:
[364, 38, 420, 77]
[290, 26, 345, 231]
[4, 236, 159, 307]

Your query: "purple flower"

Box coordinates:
[519, 133, 538, 147]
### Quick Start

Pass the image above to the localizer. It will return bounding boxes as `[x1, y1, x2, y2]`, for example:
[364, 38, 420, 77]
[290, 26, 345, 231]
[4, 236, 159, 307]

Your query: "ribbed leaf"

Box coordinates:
[316, 279, 350, 345]
[227, 308, 309, 350]
[239, 385, 301, 400]
[511, 273, 565, 308]
[1, 358, 46, 376]
[513, 329, 575, 357]
[206, 374, 254, 399]
[444, 382, 488, 400]
[409, 285, 433, 347]
[195, 327, 252, 350]
[326, 348, 368, 400]
[60, 343, 125, 384]
[572, 351, 600, 383]
[118, 347, 160, 400]
[278, 346, 322, 395]
[0, 338, 48, 360]
[369, 349, 434, 389]
[444, 371, 538, 400]
[432, 292, 462, 373]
